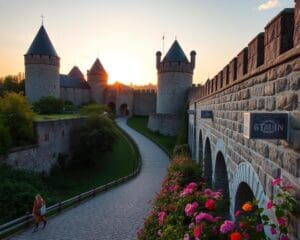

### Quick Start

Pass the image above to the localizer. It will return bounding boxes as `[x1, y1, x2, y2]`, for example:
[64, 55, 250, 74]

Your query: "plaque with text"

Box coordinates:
[201, 110, 213, 119]
[244, 112, 288, 139]
[187, 110, 195, 115]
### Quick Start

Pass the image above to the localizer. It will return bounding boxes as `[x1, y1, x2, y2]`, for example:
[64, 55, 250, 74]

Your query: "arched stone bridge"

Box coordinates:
[188, 2, 300, 239]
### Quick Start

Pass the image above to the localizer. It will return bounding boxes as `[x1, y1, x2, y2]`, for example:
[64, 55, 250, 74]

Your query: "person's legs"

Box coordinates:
[42, 216, 47, 228]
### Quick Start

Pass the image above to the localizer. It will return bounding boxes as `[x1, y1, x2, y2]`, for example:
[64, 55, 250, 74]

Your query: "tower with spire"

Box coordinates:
[156, 40, 196, 114]
[24, 24, 60, 102]
[87, 58, 108, 103]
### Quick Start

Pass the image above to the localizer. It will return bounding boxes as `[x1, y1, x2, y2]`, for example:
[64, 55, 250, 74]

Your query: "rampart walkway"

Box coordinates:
[9, 118, 169, 240]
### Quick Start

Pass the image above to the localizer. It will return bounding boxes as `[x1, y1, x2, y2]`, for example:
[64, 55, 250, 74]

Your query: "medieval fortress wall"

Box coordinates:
[188, 4, 300, 239]
[133, 89, 156, 116]
[6, 118, 84, 173]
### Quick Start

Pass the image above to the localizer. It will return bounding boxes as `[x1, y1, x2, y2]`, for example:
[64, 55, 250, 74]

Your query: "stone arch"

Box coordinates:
[204, 137, 213, 187]
[214, 151, 230, 216]
[231, 162, 271, 237]
[107, 102, 116, 114]
[119, 103, 129, 116]
[197, 129, 203, 163]
[234, 182, 255, 211]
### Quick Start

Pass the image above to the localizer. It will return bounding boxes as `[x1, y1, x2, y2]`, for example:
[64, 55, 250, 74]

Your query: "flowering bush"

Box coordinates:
[137, 155, 296, 240]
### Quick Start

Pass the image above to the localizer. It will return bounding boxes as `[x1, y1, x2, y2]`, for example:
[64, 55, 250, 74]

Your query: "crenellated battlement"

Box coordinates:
[24, 54, 60, 67]
[157, 61, 194, 74]
[133, 89, 157, 95]
[189, 6, 300, 103]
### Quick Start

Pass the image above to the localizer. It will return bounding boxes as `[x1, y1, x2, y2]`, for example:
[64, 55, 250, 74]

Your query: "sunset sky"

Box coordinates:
[0, 0, 295, 85]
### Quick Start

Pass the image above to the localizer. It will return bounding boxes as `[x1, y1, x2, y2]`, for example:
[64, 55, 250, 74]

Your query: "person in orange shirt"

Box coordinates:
[32, 194, 47, 232]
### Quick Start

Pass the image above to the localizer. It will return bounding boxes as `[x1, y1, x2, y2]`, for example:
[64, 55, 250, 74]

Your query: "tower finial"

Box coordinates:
[41, 14, 44, 25]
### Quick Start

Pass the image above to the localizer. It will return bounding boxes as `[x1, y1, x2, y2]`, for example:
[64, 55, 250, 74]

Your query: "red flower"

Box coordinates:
[205, 199, 215, 210]
[272, 178, 282, 186]
[230, 232, 242, 240]
[193, 224, 202, 238]
[267, 201, 273, 209]
[234, 210, 241, 217]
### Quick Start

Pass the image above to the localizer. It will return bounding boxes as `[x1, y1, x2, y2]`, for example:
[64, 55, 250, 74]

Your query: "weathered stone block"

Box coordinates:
[291, 112, 300, 129]
[289, 72, 300, 90]
[249, 99, 257, 110]
[290, 129, 300, 150]
[248, 33, 265, 72]
[256, 141, 269, 158]
[282, 151, 300, 177]
[237, 48, 248, 80]
[241, 89, 250, 99]
[294, 0, 300, 46]
[267, 68, 278, 81]
[257, 98, 265, 110]
[229, 58, 237, 82]
[264, 82, 275, 95]
[276, 94, 298, 110]
[264, 9, 295, 65]
[266, 96, 276, 110]
[277, 64, 293, 78]
[275, 78, 288, 93]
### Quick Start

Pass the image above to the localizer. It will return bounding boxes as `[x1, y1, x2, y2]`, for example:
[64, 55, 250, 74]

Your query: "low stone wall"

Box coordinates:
[6, 118, 84, 173]
[147, 113, 180, 136]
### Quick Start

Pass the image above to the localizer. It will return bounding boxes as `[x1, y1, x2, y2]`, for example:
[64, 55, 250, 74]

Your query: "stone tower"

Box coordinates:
[25, 25, 60, 103]
[87, 58, 108, 103]
[156, 40, 196, 114]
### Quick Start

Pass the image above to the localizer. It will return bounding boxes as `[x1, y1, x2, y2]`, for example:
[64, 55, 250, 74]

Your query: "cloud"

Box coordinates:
[258, 0, 280, 11]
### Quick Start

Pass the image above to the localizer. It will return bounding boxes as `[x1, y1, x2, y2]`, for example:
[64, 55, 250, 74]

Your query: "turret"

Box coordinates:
[156, 40, 196, 114]
[156, 51, 162, 69]
[87, 58, 108, 103]
[24, 25, 60, 102]
[190, 50, 196, 69]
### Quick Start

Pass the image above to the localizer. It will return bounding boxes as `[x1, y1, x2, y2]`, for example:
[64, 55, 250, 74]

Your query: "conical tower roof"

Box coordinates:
[26, 25, 59, 57]
[162, 40, 188, 63]
[68, 66, 84, 79]
[89, 58, 107, 75]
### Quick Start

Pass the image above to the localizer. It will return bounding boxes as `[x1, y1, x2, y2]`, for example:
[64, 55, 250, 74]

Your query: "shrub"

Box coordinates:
[33, 96, 64, 114]
[173, 144, 190, 157]
[0, 92, 34, 146]
[70, 116, 117, 167]
[0, 119, 12, 155]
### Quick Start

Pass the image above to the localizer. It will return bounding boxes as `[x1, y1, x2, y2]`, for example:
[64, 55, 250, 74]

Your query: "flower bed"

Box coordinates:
[137, 155, 296, 240]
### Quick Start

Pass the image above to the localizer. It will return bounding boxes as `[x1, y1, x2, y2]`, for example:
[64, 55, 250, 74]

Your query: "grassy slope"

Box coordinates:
[34, 113, 82, 121]
[127, 116, 176, 156]
[0, 125, 138, 224]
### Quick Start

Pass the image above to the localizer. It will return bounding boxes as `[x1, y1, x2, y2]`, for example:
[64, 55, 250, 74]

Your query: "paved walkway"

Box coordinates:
[9, 118, 169, 240]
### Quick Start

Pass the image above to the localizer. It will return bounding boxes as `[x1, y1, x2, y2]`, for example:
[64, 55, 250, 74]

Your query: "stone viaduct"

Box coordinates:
[188, 2, 300, 238]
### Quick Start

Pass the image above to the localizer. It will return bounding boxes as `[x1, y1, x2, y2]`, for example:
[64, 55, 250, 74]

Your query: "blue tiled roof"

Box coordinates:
[26, 25, 59, 57]
[60, 75, 90, 89]
[162, 40, 188, 63]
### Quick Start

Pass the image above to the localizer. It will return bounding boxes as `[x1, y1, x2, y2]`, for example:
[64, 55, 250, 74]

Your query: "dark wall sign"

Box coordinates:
[187, 110, 195, 115]
[244, 112, 288, 139]
[201, 110, 213, 119]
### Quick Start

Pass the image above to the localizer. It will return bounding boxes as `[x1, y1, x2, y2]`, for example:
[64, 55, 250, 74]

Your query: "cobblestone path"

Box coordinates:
[9, 118, 169, 240]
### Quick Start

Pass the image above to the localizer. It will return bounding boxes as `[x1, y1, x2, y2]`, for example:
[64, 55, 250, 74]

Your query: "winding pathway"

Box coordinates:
[9, 118, 169, 240]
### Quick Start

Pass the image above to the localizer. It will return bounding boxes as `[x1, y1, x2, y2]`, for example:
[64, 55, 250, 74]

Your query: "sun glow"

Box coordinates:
[102, 55, 143, 85]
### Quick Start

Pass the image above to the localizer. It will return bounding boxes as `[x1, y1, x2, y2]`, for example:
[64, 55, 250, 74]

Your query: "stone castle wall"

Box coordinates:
[188, 6, 300, 239]
[60, 87, 90, 105]
[6, 118, 84, 173]
[87, 73, 107, 103]
[133, 89, 156, 116]
[25, 55, 60, 103]
[148, 113, 181, 136]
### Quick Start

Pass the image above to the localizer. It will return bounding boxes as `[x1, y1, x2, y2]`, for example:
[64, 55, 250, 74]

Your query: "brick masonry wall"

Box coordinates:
[133, 90, 156, 116]
[6, 118, 84, 173]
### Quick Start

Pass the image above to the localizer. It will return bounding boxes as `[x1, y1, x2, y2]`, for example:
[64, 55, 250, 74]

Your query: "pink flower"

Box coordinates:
[185, 202, 198, 217]
[272, 178, 282, 186]
[183, 233, 190, 240]
[277, 217, 286, 226]
[195, 212, 215, 223]
[270, 227, 277, 235]
[203, 188, 222, 199]
[239, 222, 244, 229]
[180, 187, 194, 197]
[234, 210, 241, 217]
[205, 199, 215, 210]
[243, 232, 250, 240]
[188, 223, 194, 229]
[280, 235, 289, 240]
[256, 224, 264, 232]
[267, 201, 273, 209]
[187, 182, 197, 189]
[220, 220, 235, 234]
[158, 211, 167, 225]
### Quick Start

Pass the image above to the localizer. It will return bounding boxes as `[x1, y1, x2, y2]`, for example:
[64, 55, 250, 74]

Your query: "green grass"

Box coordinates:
[127, 116, 176, 156]
[0, 125, 139, 224]
[34, 113, 82, 121]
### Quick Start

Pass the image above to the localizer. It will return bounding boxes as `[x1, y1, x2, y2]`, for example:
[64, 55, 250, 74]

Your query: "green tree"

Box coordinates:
[0, 119, 12, 155]
[70, 116, 117, 167]
[0, 75, 25, 96]
[0, 92, 34, 146]
[33, 96, 64, 114]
